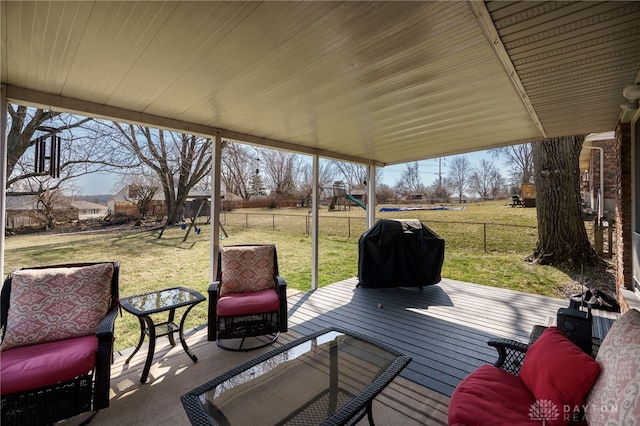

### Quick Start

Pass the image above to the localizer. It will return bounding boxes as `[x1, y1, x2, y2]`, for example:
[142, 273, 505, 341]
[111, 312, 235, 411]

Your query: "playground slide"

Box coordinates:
[347, 194, 366, 210]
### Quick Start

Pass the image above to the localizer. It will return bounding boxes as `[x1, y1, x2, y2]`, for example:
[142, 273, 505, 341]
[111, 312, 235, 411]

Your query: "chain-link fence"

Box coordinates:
[220, 212, 544, 253]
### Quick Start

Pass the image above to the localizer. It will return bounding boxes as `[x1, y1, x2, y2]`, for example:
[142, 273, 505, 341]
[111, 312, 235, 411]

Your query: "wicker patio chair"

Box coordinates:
[488, 324, 602, 375]
[1, 262, 120, 426]
[207, 244, 288, 351]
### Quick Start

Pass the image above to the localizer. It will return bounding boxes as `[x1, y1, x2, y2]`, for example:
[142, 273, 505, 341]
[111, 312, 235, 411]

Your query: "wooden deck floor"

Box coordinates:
[285, 277, 618, 397]
[92, 326, 450, 426]
[76, 277, 619, 426]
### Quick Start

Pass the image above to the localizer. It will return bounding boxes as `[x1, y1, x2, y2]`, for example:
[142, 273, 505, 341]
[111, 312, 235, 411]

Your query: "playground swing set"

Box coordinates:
[325, 181, 367, 211]
[162, 196, 228, 242]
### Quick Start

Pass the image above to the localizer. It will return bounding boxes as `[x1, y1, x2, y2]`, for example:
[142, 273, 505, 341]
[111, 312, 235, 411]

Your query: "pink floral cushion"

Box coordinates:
[585, 309, 640, 425]
[220, 245, 275, 295]
[0, 263, 114, 351]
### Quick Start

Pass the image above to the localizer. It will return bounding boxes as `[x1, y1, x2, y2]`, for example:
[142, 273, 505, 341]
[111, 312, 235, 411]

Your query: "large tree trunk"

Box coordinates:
[528, 136, 598, 266]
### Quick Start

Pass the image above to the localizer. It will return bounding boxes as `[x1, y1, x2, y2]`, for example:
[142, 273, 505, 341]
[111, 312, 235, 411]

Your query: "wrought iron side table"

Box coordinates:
[121, 286, 205, 383]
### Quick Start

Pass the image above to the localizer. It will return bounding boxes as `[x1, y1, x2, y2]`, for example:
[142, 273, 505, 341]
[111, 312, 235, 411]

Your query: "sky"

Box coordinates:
[378, 150, 499, 188]
[73, 149, 501, 195]
[74, 172, 121, 196]
[68, 131, 618, 196]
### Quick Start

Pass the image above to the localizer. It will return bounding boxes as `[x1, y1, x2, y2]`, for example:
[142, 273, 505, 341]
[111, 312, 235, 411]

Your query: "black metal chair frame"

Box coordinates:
[0, 261, 120, 426]
[207, 244, 287, 351]
[488, 324, 601, 375]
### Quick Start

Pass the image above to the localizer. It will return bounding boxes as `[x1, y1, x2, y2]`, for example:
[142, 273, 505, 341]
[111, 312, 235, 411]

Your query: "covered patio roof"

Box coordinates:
[2, 1, 639, 166]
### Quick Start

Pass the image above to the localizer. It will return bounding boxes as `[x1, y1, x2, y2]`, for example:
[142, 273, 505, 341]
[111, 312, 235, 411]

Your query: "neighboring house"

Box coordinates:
[405, 193, 426, 201]
[108, 185, 166, 219]
[3, 196, 102, 229]
[108, 186, 217, 219]
[5, 196, 43, 229]
[71, 200, 108, 221]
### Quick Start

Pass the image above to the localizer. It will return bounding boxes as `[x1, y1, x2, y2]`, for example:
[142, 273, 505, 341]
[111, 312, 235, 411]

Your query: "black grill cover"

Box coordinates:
[358, 219, 444, 288]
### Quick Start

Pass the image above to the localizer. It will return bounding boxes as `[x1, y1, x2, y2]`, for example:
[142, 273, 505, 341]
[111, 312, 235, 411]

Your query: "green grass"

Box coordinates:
[2, 201, 591, 351]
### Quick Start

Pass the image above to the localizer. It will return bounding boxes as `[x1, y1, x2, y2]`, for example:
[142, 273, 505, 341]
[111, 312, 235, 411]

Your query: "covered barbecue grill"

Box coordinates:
[357, 219, 444, 288]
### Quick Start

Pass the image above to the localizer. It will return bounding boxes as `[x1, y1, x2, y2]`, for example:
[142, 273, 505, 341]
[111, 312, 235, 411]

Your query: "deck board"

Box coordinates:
[83, 277, 620, 425]
[286, 277, 619, 397]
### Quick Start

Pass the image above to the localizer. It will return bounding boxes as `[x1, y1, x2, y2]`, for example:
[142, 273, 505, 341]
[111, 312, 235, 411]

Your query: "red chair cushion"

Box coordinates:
[448, 364, 538, 426]
[519, 327, 601, 426]
[0, 335, 97, 395]
[217, 289, 280, 316]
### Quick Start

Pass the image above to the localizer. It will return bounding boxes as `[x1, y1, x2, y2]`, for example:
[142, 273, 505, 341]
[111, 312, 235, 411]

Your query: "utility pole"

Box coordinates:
[435, 157, 446, 187]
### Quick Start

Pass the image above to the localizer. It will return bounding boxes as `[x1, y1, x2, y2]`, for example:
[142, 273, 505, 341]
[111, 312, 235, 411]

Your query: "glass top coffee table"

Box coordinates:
[121, 286, 205, 383]
[181, 327, 411, 425]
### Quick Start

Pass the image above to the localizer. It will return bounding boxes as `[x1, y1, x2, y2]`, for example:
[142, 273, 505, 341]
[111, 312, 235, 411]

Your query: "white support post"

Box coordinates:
[366, 164, 376, 229]
[583, 146, 604, 219]
[209, 131, 222, 284]
[0, 84, 7, 280]
[311, 154, 319, 290]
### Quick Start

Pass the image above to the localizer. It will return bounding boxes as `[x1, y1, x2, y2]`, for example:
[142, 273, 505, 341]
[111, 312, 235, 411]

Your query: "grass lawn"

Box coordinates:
[2, 200, 609, 351]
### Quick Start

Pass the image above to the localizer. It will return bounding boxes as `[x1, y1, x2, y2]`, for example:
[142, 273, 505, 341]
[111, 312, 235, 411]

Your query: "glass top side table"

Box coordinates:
[121, 286, 205, 383]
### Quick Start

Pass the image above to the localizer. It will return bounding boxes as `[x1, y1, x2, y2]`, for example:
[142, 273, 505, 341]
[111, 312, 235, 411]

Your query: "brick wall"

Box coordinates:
[614, 122, 633, 311]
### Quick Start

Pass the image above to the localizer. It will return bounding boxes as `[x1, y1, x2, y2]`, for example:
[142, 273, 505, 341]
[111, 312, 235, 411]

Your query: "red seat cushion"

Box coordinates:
[217, 289, 280, 316]
[0, 335, 97, 395]
[448, 365, 538, 426]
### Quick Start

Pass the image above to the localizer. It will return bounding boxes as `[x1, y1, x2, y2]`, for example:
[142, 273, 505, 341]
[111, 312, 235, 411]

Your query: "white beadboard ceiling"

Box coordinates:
[1, 1, 639, 166]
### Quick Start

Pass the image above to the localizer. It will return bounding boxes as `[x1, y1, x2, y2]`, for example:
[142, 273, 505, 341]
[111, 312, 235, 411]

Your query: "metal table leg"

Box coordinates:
[140, 316, 157, 383]
[125, 316, 146, 364]
[167, 308, 176, 346]
[179, 303, 199, 362]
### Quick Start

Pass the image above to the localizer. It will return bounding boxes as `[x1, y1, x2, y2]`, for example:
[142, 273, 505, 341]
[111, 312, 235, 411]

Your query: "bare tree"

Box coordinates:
[429, 178, 453, 203]
[394, 162, 425, 196]
[6, 105, 127, 193]
[330, 161, 382, 190]
[375, 183, 397, 204]
[469, 159, 497, 201]
[120, 173, 162, 223]
[111, 124, 211, 231]
[491, 143, 534, 188]
[220, 142, 254, 199]
[332, 161, 368, 190]
[298, 160, 337, 207]
[34, 187, 74, 230]
[259, 149, 302, 200]
[527, 136, 597, 266]
[489, 169, 507, 199]
[448, 156, 472, 202]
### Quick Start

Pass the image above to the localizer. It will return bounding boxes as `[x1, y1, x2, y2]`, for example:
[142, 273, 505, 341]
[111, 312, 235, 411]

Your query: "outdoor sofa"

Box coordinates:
[448, 308, 640, 425]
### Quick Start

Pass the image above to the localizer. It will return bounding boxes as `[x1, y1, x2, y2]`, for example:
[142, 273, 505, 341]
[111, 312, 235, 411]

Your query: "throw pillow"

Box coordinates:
[519, 326, 601, 426]
[0, 263, 114, 351]
[220, 245, 275, 295]
[585, 309, 640, 425]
